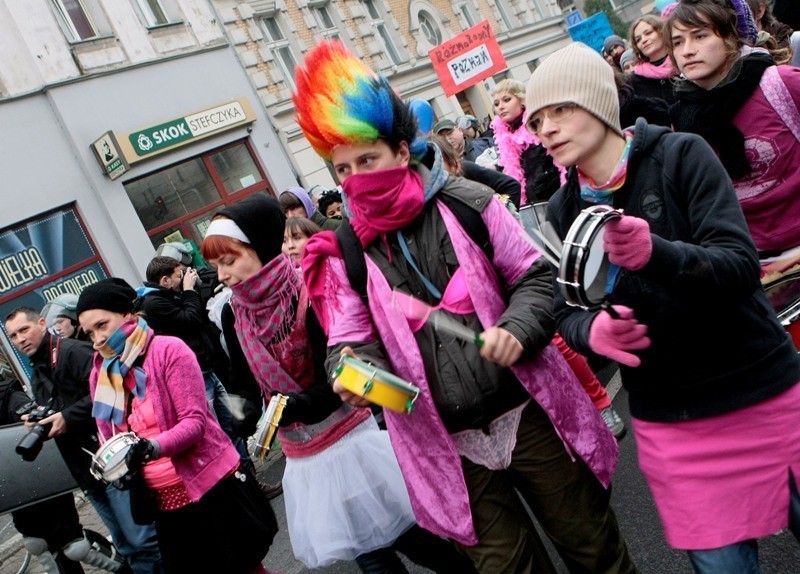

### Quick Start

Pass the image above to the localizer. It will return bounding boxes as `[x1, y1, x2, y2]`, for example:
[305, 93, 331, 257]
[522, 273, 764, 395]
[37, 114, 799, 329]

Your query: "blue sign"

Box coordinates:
[565, 12, 583, 28]
[567, 12, 615, 54]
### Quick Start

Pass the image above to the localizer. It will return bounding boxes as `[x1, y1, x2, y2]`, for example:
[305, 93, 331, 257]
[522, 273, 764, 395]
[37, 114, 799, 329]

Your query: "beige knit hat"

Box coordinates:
[526, 42, 622, 136]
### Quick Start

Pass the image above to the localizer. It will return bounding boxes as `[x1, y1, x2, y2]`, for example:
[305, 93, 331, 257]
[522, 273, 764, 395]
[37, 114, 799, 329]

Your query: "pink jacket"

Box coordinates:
[732, 65, 800, 253]
[90, 336, 239, 502]
[315, 197, 618, 545]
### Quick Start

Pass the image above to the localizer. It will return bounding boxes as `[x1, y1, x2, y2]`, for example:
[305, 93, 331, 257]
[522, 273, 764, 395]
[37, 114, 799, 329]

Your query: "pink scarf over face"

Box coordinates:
[634, 57, 676, 80]
[342, 166, 424, 247]
[231, 254, 310, 395]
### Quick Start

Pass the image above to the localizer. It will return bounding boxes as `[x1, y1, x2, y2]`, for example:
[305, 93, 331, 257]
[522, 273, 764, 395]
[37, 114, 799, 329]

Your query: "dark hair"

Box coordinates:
[317, 190, 343, 217]
[145, 256, 182, 284]
[5, 307, 40, 324]
[428, 134, 462, 175]
[279, 192, 304, 214]
[285, 216, 322, 239]
[664, 0, 742, 72]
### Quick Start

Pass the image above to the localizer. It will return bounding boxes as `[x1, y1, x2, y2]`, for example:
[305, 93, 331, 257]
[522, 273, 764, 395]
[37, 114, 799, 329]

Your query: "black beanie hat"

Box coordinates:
[218, 194, 285, 264]
[76, 278, 137, 317]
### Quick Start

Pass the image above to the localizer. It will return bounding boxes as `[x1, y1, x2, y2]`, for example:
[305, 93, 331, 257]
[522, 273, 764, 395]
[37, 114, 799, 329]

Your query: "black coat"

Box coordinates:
[547, 119, 800, 423]
[461, 160, 521, 207]
[29, 334, 101, 493]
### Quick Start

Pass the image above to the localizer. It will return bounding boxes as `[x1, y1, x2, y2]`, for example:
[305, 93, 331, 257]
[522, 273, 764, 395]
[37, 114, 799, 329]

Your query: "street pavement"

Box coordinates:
[2, 370, 799, 573]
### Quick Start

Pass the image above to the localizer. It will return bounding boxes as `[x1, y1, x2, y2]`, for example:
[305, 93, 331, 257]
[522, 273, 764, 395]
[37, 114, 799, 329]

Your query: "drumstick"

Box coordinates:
[392, 290, 485, 347]
[521, 227, 561, 267]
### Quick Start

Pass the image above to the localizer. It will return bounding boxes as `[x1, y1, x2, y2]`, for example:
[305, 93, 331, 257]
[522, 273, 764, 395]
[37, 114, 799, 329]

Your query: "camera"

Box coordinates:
[16, 400, 56, 462]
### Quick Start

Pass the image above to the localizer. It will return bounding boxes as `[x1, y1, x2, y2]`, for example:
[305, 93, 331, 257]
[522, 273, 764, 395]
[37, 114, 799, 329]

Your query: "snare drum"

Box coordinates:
[764, 270, 800, 348]
[558, 205, 623, 310]
[90, 432, 139, 483]
[334, 356, 420, 414]
[252, 394, 288, 461]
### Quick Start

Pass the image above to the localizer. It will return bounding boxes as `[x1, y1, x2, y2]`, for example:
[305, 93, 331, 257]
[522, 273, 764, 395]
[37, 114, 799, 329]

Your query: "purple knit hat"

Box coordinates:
[729, 0, 759, 44]
[280, 186, 316, 218]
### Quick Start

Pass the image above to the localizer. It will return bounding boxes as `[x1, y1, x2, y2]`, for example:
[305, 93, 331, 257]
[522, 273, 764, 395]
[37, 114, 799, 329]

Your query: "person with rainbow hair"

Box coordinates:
[298, 40, 636, 574]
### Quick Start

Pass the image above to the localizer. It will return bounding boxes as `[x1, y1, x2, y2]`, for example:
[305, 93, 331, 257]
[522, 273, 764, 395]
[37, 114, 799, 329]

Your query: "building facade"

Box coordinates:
[0, 0, 298, 382]
[212, 0, 578, 187]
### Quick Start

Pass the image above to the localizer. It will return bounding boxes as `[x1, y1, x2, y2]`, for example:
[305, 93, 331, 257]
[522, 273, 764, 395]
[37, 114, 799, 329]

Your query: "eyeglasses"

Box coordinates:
[527, 103, 578, 134]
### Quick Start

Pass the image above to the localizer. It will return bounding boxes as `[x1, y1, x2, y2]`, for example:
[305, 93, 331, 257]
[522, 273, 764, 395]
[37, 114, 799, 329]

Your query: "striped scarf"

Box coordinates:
[92, 317, 151, 426]
[578, 132, 634, 204]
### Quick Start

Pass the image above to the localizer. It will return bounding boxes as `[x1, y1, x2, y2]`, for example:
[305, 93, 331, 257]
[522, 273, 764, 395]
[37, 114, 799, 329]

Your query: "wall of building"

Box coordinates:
[0, 46, 297, 286]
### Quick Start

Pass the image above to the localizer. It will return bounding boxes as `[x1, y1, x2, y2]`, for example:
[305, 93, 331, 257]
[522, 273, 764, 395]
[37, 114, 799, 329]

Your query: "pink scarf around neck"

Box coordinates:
[231, 254, 309, 395]
[342, 166, 424, 247]
[634, 57, 676, 80]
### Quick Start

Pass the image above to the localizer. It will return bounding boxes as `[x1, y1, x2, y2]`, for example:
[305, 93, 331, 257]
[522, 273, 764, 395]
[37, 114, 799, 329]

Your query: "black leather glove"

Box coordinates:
[125, 437, 160, 475]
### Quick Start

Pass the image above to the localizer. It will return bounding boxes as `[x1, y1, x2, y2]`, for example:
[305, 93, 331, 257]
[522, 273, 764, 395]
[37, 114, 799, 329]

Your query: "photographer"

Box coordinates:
[2, 376, 129, 573]
[4, 308, 161, 574]
[136, 256, 249, 465]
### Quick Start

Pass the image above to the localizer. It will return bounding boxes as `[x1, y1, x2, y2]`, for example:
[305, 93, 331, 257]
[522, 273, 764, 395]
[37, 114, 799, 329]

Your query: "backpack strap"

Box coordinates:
[760, 65, 800, 144]
[335, 196, 494, 301]
[335, 220, 369, 303]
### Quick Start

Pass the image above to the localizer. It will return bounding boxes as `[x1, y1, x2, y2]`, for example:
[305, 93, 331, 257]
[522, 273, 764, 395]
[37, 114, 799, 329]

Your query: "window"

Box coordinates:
[418, 11, 441, 46]
[361, 0, 403, 65]
[52, 0, 97, 41]
[457, 2, 476, 28]
[313, 4, 339, 41]
[258, 16, 298, 89]
[495, 0, 515, 31]
[123, 141, 271, 247]
[136, 0, 170, 27]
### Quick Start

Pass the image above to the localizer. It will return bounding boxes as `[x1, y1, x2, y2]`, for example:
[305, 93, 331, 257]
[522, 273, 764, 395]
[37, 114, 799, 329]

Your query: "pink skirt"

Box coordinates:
[633, 382, 800, 550]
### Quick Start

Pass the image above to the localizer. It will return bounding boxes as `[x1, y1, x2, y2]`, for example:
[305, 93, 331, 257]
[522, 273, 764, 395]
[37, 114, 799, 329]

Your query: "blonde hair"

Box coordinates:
[490, 79, 526, 101]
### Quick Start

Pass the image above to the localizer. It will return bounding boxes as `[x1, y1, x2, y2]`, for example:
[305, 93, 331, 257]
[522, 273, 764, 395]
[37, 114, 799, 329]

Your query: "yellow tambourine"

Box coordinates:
[334, 356, 420, 414]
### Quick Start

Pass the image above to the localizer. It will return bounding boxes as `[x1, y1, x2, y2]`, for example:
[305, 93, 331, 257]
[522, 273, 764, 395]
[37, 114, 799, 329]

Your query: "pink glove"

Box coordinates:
[603, 215, 652, 271]
[588, 305, 651, 367]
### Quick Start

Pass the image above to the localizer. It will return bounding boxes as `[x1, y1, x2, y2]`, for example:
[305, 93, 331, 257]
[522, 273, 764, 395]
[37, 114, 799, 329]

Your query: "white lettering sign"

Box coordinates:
[448, 44, 494, 85]
[186, 102, 246, 137]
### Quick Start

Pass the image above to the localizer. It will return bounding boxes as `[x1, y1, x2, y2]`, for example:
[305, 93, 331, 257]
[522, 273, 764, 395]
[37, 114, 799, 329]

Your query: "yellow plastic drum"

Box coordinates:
[334, 356, 421, 414]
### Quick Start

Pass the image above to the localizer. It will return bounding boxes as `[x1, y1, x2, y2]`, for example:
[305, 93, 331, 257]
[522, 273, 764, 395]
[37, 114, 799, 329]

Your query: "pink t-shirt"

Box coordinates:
[732, 65, 800, 253]
[129, 395, 183, 490]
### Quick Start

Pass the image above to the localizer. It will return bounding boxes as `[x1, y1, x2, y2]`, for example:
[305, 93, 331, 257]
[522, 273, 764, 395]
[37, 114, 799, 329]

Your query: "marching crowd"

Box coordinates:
[3, 1, 800, 573]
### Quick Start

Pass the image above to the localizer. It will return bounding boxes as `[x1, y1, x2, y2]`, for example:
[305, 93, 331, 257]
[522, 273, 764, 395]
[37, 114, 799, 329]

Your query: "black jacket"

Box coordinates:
[0, 377, 30, 423]
[29, 334, 101, 493]
[138, 283, 219, 373]
[222, 300, 341, 433]
[630, 72, 677, 105]
[461, 160, 521, 207]
[547, 119, 800, 422]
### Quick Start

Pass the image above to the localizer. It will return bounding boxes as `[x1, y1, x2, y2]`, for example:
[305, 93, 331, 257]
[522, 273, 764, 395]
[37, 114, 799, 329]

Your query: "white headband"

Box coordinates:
[204, 218, 251, 244]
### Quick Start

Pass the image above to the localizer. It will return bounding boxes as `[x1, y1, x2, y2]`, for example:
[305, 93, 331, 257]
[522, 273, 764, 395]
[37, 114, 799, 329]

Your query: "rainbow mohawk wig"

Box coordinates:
[293, 41, 421, 160]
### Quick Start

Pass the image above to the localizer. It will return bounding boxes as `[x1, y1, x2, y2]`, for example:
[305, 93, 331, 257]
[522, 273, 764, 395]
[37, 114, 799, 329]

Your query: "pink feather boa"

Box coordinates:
[490, 114, 566, 205]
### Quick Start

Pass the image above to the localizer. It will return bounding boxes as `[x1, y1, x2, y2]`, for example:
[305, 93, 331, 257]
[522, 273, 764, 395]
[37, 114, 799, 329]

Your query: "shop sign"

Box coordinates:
[0, 207, 107, 380]
[91, 131, 129, 180]
[127, 101, 250, 158]
[429, 21, 507, 97]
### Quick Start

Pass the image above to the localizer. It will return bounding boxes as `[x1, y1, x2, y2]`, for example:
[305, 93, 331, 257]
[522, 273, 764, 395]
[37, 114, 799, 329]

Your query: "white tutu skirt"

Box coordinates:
[283, 415, 416, 567]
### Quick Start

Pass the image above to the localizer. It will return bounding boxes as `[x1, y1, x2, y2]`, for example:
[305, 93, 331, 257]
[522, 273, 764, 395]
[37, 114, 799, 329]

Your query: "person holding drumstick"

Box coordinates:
[76, 279, 277, 574]
[527, 41, 800, 573]
[200, 194, 475, 573]
[297, 40, 635, 574]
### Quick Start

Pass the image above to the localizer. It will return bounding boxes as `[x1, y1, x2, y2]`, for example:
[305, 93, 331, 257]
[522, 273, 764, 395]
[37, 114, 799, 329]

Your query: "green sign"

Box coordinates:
[127, 101, 248, 158]
[129, 118, 193, 156]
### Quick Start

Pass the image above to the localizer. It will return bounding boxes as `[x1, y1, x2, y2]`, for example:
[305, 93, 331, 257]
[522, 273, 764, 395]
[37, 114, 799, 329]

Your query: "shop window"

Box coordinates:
[361, 0, 404, 66]
[123, 141, 271, 248]
[258, 15, 299, 89]
[52, 0, 98, 41]
[135, 0, 171, 27]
